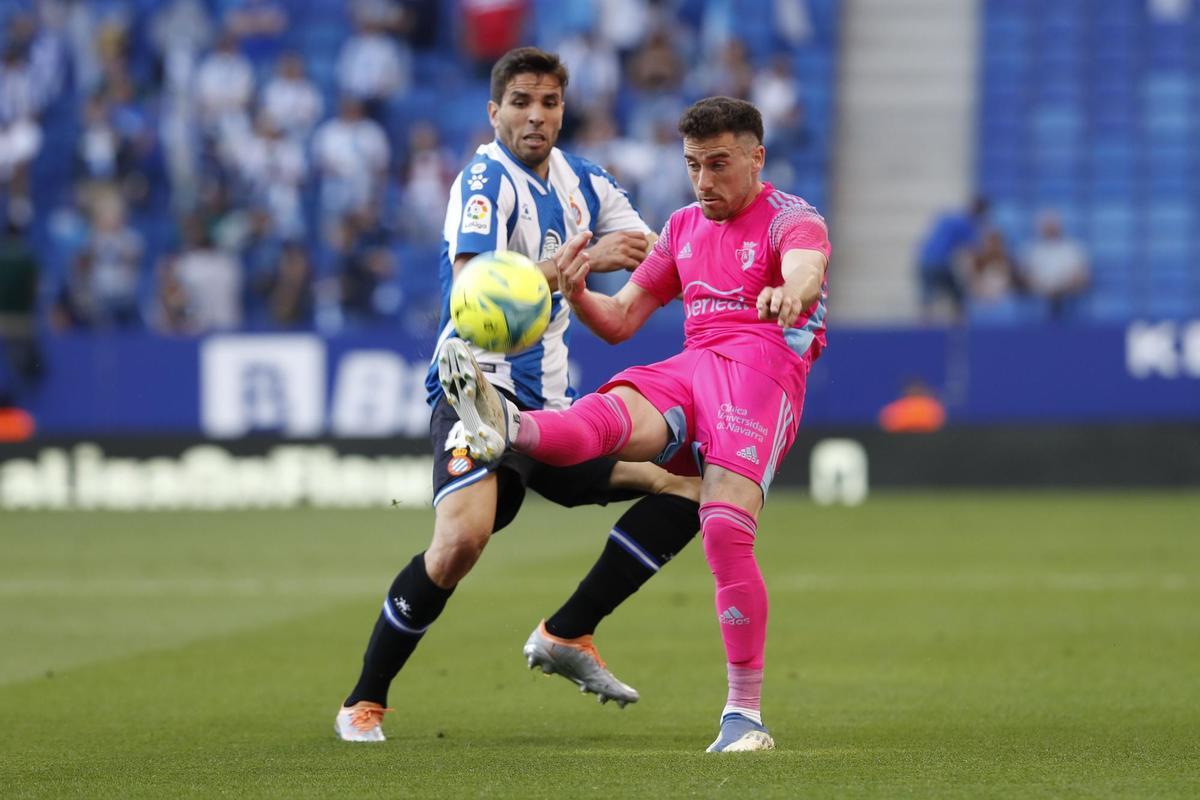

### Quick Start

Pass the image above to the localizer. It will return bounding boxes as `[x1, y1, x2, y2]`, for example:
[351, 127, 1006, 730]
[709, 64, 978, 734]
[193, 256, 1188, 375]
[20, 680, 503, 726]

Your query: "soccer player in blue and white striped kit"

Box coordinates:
[335, 47, 701, 741]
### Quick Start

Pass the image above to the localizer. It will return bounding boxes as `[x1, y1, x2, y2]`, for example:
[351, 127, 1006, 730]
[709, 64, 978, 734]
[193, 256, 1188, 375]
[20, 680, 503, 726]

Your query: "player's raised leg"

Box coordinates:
[439, 338, 670, 466]
[335, 475, 496, 741]
[699, 465, 775, 753]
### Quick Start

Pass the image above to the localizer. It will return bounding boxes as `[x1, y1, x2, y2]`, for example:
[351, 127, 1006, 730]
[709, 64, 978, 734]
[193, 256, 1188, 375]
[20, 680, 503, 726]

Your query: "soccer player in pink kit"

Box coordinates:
[439, 97, 830, 752]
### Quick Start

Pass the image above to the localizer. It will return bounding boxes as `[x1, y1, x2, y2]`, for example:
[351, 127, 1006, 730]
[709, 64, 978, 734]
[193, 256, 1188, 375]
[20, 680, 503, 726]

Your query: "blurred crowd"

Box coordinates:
[0, 0, 827, 356]
[917, 197, 1091, 325]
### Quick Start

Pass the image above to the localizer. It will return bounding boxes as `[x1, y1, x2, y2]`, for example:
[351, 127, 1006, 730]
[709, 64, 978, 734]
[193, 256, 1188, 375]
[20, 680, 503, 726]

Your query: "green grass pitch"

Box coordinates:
[2, 491, 1199, 798]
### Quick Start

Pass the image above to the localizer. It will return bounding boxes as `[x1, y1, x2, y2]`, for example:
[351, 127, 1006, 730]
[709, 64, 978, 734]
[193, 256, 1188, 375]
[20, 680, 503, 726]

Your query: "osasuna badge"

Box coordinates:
[736, 241, 758, 270]
[461, 194, 492, 235]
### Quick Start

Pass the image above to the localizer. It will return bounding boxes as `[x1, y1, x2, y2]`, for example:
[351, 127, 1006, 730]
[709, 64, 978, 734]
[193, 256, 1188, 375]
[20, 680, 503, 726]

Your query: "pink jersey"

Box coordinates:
[630, 182, 831, 400]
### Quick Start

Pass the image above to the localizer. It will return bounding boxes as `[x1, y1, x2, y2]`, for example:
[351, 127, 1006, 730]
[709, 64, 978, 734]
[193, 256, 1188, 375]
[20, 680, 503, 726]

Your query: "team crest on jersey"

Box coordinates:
[735, 241, 758, 270]
[569, 194, 583, 225]
[540, 229, 562, 261]
[462, 195, 491, 235]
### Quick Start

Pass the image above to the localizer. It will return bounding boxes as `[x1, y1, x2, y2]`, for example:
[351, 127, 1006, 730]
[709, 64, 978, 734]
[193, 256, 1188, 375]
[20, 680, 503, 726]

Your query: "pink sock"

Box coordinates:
[513, 392, 632, 466]
[725, 665, 764, 723]
[701, 501, 768, 721]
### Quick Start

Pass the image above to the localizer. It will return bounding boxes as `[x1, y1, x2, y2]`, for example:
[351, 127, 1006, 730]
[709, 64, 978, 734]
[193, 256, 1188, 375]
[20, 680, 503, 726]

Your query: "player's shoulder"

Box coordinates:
[764, 188, 824, 220]
[765, 189, 827, 235]
[557, 149, 604, 178]
[763, 188, 831, 254]
[455, 146, 514, 201]
[558, 150, 628, 192]
[650, 202, 701, 251]
[459, 145, 512, 182]
[666, 201, 703, 228]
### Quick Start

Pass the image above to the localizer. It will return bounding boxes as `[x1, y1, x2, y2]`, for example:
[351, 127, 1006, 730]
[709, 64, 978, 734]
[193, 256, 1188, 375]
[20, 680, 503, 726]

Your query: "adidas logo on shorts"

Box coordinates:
[736, 445, 760, 464]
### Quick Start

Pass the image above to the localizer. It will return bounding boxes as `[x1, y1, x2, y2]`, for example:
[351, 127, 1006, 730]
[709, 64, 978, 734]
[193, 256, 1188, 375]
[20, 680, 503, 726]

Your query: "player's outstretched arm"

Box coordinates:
[757, 248, 828, 328]
[556, 230, 658, 344]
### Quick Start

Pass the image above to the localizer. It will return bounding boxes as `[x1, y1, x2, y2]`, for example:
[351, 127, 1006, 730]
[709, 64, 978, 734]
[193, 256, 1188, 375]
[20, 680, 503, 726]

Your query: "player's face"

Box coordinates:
[683, 133, 765, 221]
[488, 73, 564, 173]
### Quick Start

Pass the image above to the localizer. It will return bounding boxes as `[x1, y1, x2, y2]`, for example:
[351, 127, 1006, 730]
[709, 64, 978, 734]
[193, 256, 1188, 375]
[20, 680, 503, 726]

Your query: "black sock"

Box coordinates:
[345, 552, 454, 707]
[545, 493, 700, 639]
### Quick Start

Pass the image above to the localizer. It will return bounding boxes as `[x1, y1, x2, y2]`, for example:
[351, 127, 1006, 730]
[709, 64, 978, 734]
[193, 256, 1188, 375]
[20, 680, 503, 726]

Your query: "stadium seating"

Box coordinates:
[978, 0, 1200, 320]
[16, 0, 841, 335]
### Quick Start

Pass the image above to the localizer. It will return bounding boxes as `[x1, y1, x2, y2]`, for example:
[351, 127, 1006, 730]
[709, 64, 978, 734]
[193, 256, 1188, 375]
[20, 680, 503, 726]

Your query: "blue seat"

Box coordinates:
[967, 297, 1048, 327]
[1087, 291, 1137, 322]
[1146, 201, 1192, 227]
[1145, 291, 1197, 320]
[1090, 232, 1135, 257]
[1145, 242, 1190, 267]
[1089, 200, 1136, 226]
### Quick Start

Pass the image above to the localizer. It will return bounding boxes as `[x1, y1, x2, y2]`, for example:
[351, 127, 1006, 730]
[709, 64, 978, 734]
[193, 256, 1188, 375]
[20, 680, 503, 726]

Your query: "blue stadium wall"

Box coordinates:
[3, 323, 1199, 507]
[19, 322, 1200, 435]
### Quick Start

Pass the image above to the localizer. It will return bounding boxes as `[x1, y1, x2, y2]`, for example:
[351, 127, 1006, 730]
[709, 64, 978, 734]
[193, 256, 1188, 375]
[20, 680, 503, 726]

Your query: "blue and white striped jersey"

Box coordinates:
[425, 140, 650, 410]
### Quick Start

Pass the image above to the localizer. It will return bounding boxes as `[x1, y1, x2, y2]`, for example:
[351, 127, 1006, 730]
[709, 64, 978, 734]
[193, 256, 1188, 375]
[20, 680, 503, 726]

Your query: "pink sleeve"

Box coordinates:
[770, 204, 832, 262]
[630, 218, 682, 305]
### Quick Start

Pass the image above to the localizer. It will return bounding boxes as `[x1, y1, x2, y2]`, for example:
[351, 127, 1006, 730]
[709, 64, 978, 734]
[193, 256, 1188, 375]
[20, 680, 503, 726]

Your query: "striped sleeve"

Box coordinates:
[588, 167, 652, 236]
[444, 156, 516, 261]
[768, 200, 831, 261]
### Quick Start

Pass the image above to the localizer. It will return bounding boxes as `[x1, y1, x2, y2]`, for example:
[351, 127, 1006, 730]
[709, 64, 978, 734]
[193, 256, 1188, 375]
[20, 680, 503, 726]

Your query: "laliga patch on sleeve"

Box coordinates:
[461, 194, 492, 235]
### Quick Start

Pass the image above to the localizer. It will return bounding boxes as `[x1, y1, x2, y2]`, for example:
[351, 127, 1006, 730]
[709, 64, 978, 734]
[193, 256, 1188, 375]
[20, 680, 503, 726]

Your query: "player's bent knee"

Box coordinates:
[428, 492, 495, 586]
[604, 385, 671, 462]
[425, 525, 490, 587]
[700, 465, 763, 519]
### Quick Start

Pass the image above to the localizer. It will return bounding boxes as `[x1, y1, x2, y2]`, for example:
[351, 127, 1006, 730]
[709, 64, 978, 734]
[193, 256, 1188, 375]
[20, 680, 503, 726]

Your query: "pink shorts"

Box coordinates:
[599, 348, 807, 494]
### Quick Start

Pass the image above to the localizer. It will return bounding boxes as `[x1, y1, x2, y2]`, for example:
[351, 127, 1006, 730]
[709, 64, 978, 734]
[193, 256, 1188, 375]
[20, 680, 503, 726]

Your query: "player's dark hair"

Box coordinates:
[490, 47, 569, 104]
[678, 96, 764, 145]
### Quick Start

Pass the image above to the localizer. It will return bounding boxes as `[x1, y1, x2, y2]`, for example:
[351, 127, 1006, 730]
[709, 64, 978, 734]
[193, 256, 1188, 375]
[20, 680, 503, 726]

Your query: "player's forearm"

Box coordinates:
[570, 289, 633, 344]
[536, 259, 560, 291]
[786, 269, 822, 309]
[781, 253, 827, 308]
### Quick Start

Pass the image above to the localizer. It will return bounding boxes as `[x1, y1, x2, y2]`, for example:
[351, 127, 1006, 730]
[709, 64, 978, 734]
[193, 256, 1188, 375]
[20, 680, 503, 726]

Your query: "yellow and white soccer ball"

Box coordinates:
[450, 250, 552, 353]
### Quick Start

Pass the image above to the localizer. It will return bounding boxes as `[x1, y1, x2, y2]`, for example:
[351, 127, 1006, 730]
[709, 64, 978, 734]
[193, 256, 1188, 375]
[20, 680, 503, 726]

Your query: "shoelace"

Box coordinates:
[349, 705, 394, 732]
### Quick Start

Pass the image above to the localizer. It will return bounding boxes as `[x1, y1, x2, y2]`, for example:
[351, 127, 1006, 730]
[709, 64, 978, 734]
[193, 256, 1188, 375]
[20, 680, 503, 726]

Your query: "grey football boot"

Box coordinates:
[524, 621, 640, 708]
[705, 712, 775, 752]
[437, 338, 521, 461]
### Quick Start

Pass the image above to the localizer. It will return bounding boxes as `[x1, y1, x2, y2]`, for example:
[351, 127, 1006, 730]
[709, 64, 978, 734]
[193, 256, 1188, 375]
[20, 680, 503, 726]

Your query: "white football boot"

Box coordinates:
[705, 712, 775, 752]
[334, 701, 391, 742]
[437, 338, 521, 462]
